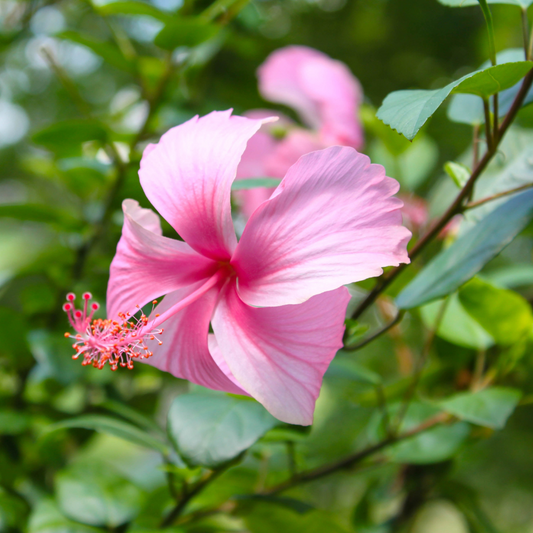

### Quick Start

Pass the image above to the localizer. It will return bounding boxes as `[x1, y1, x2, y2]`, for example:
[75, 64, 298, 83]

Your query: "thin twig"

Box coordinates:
[344, 311, 405, 351]
[483, 98, 493, 151]
[464, 182, 533, 209]
[394, 297, 449, 433]
[262, 412, 450, 495]
[350, 68, 533, 321]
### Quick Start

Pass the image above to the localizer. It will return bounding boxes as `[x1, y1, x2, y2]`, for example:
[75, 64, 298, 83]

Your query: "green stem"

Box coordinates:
[522, 8, 530, 60]
[478, 0, 497, 66]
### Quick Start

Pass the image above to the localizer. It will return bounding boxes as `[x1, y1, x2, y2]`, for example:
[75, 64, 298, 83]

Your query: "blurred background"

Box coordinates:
[1, 0, 533, 532]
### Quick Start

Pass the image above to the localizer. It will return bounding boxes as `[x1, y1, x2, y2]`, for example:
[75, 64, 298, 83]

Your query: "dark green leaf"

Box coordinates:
[459, 277, 533, 345]
[33, 120, 108, 153]
[167, 393, 279, 467]
[55, 463, 145, 527]
[44, 415, 170, 455]
[438, 387, 521, 429]
[154, 18, 219, 50]
[396, 189, 533, 309]
[377, 62, 533, 140]
[231, 178, 282, 190]
[0, 410, 31, 435]
[59, 31, 136, 73]
[0, 204, 83, 231]
[0, 487, 28, 530]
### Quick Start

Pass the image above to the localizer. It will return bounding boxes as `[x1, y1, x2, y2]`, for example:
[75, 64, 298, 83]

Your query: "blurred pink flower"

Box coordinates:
[399, 194, 429, 232]
[67, 111, 410, 425]
[235, 46, 364, 218]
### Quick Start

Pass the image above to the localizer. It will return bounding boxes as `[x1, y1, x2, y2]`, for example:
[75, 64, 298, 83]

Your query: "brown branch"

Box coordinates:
[344, 311, 405, 351]
[351, 68, 533, 321]
[464, 182, 533, 210]
[262, 413, 450, 495]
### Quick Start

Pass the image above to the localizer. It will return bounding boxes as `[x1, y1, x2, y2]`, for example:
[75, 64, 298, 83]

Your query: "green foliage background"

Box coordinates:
[2, 0, 533, 532]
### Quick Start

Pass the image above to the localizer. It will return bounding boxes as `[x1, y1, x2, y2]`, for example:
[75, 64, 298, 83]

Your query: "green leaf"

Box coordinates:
[439, 0, 533, 7]
[154, 18, 219, 50]
[444, 161, 471, 188]
[97, 1, 173, 21]
[458, 277, 533, 345]
[420, 294, 494, 350]
[167, 392, 279, 468]
[0, 487, 28, 530]
[55, 463, 145, 527]
[44, 415, 170, 455]
[231, 178, 282, 190]
[243, 506, 351, 533]
[234, 494, 314, 515]
[438, 387, 521, 429]
[396, 189, 533, 309]
[33, 120, 108, 153]
[59, 31, 136, 73]
[326, 358, 382, 385]
[0, 204, 83, 231]
[388, 422, 470, 464]
[28, 499, 100, 533]
[0, 410, 31, 435]
[377, 62, 533, 140]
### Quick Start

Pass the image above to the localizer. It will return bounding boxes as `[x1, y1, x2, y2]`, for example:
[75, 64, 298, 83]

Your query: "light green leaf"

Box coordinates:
[154, 18, 219, 50]
[55, 463, 145, 527]
[377, 62, 533, 140]
[438, 387, 521, 429]
[97, 1, 173, 21]
[396, 189, 533, 309]
[439, 0, 533, 8]
[232, 178, 282, 190]
[28, 499, 100, 533]
[44, 415, 170, 455]
[486, 263, 533, 288]
[459, 277, 533, 345]
[167, 393, 279, 468]
[420, 294, 494, 350]
[59, 31, 136, 73]
[444, 161, 471, 188]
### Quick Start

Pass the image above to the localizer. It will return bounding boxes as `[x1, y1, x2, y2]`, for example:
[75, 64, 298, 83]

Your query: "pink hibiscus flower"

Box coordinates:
[64, 110, 410, 425]
[235, 45, 364, 218]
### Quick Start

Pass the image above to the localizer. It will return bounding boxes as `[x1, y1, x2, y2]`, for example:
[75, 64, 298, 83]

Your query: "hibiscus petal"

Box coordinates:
[138, 110, 274, 261]
[146, 284, 247, 395]
[233, 146, 411, 307]
[212, 282, 350, 425]
[258, 46, 363, 148]
[107, 199, 217, 319]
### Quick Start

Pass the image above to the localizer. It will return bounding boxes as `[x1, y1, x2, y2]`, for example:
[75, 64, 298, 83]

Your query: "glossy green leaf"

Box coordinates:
[377, 62, 533, 140]
[28, 499, 100, 533]
[444, 161, 471, 188]
[420, 294, 494, 350]
[59, 31, 136, 73]
[231, 178, 282, 190]
[33, 120, 108, 152]
[55, 463, 145, 527]
[396, 189, 533, 309]
[45, 415, 169, 455]
[154, 18, 219, 50]
[459, 277, 533, 345]
[167, 393, 279, 467]
[438, 387, 521, 429]
[0, 204, 83, 231]
[97, 1, 173, 21]
[439, 0, 533, 7]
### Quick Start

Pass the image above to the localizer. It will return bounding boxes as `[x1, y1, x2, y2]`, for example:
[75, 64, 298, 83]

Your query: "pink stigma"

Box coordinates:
[63, 293, 163, 371]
